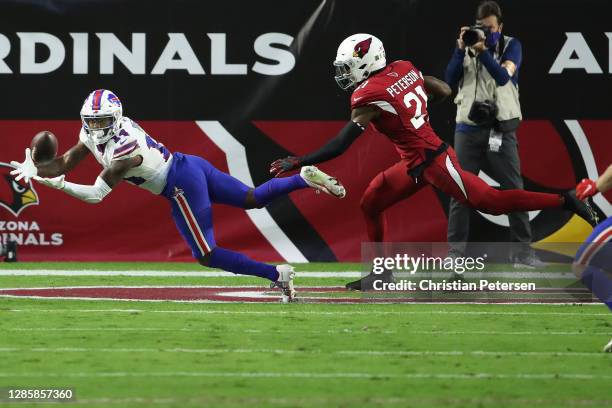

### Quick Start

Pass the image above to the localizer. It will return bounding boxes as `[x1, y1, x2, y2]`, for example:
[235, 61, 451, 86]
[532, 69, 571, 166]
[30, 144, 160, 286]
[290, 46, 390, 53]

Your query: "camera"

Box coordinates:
[463, 24, 490, 47]
[0, 240, 18, 262]
[468, 100, 498, 125]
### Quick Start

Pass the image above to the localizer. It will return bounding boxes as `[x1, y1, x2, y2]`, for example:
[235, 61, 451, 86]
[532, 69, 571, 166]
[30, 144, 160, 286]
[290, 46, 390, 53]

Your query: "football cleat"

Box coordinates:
[271, 264, 296, 303]
[562, 190, 599, 227]
[345, 269, 394, 291]
[300, 166, 346, 198]
[604, 338, 612, 353]
[513, 253, 546, 270]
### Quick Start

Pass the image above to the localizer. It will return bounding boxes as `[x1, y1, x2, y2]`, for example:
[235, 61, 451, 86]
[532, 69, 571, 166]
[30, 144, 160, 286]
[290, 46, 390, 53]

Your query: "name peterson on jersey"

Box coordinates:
[79, 117, 173, 194]
[350, 60, 443, 168]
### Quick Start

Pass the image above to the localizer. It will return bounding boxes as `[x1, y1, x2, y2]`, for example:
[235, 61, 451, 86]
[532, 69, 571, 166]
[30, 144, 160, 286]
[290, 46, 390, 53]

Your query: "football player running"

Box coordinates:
[573, 165, 612, 352]
[270, 34, 599, 290]
[10, 89, 346, 302]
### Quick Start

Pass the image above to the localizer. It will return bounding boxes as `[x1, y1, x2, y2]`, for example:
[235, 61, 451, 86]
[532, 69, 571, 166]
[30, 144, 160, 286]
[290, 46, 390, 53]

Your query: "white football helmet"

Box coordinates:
[80, 89, 123, 144]
[333, 34, 386, 91]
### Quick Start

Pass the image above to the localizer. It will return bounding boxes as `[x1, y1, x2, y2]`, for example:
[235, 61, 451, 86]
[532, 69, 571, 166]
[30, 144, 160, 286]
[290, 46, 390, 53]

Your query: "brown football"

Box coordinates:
[31, 131, 58, 164]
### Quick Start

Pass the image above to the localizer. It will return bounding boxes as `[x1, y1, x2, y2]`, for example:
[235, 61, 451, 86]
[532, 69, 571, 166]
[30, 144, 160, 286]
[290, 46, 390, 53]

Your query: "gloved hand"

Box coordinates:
[269, 156, 301, 177]
[576, 178, 598, 201]
[10, 148, 38, 182]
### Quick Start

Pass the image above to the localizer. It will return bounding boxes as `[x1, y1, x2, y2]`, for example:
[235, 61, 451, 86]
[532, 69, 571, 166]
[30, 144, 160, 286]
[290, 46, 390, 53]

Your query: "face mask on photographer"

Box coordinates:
[477, 14, 503, 48]
[486, 31, 501, 48]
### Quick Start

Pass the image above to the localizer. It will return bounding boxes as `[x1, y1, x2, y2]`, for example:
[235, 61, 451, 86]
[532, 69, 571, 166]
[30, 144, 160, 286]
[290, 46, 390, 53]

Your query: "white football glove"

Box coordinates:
[33, 175, 65, 190]
[10, 148, 38, 182]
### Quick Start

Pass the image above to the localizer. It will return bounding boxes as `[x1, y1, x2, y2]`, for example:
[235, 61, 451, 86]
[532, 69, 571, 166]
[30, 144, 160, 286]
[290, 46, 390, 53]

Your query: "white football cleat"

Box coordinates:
[604, 338, 612, 353]
[272, 264, 296, 303]
[300, 166, 346, 198]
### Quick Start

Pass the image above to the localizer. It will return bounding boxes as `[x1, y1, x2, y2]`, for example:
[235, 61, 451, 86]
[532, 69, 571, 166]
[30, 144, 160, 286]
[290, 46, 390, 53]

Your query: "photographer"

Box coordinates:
[445, 1, 540, 267]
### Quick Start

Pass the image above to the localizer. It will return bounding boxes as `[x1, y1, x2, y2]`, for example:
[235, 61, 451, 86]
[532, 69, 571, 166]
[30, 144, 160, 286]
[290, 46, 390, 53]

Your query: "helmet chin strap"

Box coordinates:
[91, 128, 113, 144]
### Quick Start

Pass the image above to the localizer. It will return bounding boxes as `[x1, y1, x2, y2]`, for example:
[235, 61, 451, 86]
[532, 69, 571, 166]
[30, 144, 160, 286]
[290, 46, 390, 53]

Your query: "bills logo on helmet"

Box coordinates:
[0, 163, 39, 217]
[353, 37, 372, 58]
[108, 92, 121, 107]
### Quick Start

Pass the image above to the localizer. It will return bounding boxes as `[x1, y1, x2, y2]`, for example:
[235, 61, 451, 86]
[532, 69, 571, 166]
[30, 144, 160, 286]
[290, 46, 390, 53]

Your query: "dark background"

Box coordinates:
[1, 0, 610, 130]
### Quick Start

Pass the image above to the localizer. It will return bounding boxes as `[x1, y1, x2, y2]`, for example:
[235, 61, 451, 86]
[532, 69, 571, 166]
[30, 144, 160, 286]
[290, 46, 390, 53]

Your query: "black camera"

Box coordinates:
[468, 100, 498, 125]
[463, 24, 490, 47]
[0, 240, 18, 262]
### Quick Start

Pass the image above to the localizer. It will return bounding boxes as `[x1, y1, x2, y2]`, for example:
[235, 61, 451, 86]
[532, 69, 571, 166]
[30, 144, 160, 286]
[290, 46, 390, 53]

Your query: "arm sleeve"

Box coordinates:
[445, 48, 465, 88]
[299, 121, 366, 166]
[478, 50, 511, 86]
[479, 38, 522, 86]
[62, 176, 112, 204]
[501, 38, 522, 69]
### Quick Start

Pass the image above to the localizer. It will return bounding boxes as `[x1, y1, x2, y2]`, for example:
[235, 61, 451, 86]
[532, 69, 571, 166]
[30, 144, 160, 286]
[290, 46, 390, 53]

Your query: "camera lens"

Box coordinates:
[463, 29, 481, 47]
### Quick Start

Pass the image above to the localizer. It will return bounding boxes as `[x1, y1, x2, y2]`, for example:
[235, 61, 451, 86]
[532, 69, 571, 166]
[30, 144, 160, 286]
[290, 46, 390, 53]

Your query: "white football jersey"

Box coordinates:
[79, 117, 173, 194]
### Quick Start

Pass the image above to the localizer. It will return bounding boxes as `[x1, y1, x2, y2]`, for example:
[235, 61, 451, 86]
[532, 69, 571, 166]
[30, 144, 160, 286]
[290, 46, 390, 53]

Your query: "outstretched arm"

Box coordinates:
[11, 142, 91, 182]
[269, 106, 380, 177]
[35, 155, 142, 204]
[37, 142, 91, 177]
[424, 75, 452, 105]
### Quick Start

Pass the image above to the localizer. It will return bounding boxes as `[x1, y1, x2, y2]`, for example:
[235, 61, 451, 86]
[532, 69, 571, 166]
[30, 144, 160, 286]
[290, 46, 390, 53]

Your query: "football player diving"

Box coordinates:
[10, 89, 347, 302]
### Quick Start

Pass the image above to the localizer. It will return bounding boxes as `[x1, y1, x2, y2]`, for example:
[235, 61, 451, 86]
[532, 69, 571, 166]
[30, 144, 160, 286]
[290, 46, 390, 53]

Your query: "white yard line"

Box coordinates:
[8, 327, 400, 334]
[4, 327, 609, 335]
[0, 269, 577, 279]
[0, 347, 606, 357]
[0, 371, 609, 380]
[3, 308, 608, 315]
[47, 396, 612, 406]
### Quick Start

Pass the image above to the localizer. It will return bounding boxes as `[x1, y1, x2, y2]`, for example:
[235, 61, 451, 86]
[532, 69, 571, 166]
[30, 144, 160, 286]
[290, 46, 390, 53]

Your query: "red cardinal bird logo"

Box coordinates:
[0, 162, 39, 217]
[353, 37, 372, 58]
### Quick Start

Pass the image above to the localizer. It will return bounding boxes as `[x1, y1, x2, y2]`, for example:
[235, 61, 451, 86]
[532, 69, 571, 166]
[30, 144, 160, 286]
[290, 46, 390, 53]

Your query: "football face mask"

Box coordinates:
[82, 115, 115, 143]
[334, 61, 358, 91]
[82, 115, 114, 131]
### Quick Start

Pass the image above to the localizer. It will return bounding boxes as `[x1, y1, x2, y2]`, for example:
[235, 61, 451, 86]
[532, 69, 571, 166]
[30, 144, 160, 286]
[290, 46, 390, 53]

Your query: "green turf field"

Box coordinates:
[0, 262, 610, 407]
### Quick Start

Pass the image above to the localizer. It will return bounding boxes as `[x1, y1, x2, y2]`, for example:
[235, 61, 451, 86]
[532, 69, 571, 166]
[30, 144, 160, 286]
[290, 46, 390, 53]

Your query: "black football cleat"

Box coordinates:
[562, 190, 599, 227]
[345, 269, 395, 291]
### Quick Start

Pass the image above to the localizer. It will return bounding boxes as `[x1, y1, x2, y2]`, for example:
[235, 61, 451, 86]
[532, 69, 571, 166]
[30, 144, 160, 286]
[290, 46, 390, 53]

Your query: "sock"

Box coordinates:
[580, 265, 612, 313]
[208, 247, 279, 281]
[253, 174, 308, 207]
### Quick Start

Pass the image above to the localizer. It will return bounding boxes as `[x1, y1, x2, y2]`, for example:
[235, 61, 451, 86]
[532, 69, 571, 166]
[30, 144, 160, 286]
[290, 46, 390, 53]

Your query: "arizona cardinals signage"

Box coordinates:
[0, 0, 611, 262]
[0, 163, 38, 217]
[0, 162, 63, 248]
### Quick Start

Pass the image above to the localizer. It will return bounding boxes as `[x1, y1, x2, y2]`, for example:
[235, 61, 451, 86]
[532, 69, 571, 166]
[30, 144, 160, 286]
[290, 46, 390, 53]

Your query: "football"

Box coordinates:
[30, 131, 58, 164]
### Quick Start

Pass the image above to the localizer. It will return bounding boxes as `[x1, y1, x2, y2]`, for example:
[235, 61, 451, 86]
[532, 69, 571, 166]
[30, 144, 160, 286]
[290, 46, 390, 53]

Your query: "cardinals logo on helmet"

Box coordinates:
[0, 162, 39, 217]
[353, 37, 372, 58]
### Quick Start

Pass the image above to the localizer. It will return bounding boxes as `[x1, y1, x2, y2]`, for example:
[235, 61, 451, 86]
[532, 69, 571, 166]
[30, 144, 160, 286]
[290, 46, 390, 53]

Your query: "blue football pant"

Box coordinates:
[574, 216, 612, 312]
[162, 153, 307, 280]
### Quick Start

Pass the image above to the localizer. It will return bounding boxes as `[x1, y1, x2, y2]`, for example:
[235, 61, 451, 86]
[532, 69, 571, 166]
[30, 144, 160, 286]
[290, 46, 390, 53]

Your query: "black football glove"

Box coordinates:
[270, 156, 301, 177]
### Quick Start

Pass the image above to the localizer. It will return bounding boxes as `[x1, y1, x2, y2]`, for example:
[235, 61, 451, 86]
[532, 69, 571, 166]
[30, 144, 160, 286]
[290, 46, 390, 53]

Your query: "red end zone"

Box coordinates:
[0, 286, 596, 304]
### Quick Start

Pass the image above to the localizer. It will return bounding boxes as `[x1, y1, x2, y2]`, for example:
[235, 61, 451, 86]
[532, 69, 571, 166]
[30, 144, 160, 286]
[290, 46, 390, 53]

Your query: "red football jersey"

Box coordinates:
[350, 60, 443, 167]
